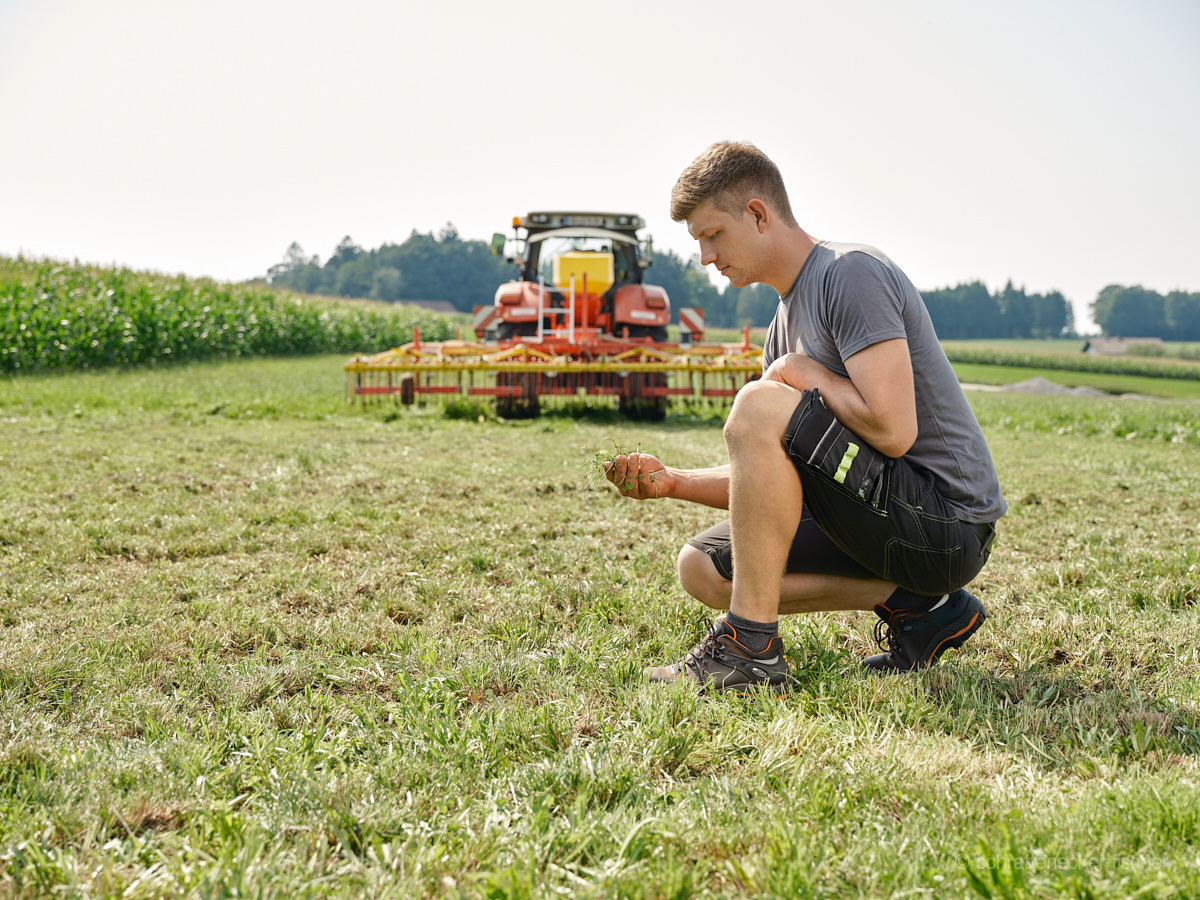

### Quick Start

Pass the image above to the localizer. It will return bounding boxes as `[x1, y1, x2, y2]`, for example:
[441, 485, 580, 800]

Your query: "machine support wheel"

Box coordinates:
[619, 372, 668, 421]
[398, 373, 415, 405]
[495, 372, 540, 418]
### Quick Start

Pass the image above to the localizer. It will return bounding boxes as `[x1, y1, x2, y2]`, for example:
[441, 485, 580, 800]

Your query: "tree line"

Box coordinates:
[266, 231, 1193, 339]
[1091, 285, 1200, 341]
[920, 281, 1074, 339]
[266, 225, 515, 311]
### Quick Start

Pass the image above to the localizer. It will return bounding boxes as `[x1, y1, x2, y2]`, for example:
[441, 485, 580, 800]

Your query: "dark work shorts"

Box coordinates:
[687, 392, 997, 595]
[687, 512, 878, 582]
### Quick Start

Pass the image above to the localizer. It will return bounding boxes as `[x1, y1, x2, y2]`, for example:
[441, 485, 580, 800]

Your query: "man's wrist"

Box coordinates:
[666, 467, 731, 509]
[659, 466, 684, 501]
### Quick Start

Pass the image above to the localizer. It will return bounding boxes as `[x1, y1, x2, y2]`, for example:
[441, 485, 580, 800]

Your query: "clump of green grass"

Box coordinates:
[442, 397, 495, 421]
[586, 438, 659, 491]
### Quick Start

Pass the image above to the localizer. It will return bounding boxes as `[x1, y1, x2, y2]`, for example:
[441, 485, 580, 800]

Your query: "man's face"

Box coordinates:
[686, 198, 764, 288]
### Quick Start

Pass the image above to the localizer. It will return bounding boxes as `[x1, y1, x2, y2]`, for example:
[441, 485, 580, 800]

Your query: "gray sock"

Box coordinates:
[723, 611, 779, 654]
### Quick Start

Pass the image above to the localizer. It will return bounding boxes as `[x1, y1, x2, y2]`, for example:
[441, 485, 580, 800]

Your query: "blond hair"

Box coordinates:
[670, 141, 797, 227]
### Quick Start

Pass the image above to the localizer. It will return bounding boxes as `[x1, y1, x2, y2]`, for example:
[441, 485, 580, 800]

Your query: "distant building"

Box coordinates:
[1081, 336, 1164, 356]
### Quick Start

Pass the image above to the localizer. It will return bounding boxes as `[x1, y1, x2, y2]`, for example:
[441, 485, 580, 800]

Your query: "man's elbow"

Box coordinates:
[876, 420, 918, 458]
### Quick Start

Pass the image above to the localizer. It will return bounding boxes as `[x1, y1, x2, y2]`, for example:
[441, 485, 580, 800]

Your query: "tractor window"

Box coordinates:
[526, 236, 642, 288]
[614, 243, 641, 285]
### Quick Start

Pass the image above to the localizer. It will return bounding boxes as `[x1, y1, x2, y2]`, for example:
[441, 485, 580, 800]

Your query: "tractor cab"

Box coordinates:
[486, 212, 669, 341]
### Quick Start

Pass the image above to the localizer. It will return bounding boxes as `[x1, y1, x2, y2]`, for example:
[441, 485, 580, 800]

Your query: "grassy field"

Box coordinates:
[2, 357, 1199, 898]
[951, 362, 1200, 400]
[942, 339, 1200, 362]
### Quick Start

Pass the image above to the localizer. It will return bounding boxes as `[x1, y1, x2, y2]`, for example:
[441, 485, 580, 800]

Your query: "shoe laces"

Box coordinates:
[683, 619, 724, 672]
[873, 616, 904, 659]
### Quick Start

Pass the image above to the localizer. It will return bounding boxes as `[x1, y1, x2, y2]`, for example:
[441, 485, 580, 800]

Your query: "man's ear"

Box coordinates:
[746, 199, 770, 233]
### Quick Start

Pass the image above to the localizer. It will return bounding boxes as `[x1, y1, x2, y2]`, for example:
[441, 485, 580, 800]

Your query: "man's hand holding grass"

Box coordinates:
[604, 451, 673, 500]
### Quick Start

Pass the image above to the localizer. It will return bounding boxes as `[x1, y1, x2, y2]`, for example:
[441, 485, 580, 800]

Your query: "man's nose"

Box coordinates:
[699, 244, 716, 266]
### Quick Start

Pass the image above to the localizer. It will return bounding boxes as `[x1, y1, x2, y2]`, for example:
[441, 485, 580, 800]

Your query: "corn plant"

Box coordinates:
[0, 256, 459, 374]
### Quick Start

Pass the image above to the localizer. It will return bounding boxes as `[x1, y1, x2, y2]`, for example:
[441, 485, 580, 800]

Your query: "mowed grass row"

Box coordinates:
[1, 358, 1198, 898]
[0, 257, 461, 374]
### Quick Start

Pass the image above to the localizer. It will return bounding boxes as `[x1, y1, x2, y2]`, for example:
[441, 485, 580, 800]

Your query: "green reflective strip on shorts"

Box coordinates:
[834, 443, 859, 483]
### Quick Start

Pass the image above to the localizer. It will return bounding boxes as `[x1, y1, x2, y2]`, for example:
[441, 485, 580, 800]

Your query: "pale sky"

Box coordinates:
[2, 0, 1198, 330]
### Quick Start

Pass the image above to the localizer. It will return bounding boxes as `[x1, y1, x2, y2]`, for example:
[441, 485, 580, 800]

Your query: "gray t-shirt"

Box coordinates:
[763, 241, 1007, 523]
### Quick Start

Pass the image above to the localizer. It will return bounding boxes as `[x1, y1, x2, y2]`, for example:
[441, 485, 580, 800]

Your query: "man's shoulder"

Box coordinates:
[814, 242, 913, 304]
[820, 242, 897, 274]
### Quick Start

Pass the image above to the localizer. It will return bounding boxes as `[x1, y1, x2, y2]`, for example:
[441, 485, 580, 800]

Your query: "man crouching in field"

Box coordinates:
[606, 141, 1007, 691]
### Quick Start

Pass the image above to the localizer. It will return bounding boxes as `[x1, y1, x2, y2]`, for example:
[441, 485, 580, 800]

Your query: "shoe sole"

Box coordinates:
[714, 679, 790, 696]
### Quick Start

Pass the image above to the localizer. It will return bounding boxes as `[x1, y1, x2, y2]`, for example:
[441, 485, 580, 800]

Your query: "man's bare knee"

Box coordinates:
[677, 544, 730, 610]
[724, 380, 801, 447]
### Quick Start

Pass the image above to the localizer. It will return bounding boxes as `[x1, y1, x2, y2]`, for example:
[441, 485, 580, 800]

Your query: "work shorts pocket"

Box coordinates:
[784, 389, 891, 507]
[883, 538, 962, 596]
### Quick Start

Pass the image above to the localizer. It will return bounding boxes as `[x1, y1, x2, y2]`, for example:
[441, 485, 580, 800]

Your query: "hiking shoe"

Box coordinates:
[864, 589, 988, 672]
[647, 618, 790, 694]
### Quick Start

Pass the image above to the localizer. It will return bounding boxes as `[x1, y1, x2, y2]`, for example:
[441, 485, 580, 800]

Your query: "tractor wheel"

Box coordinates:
[498, 321, 538, 340]
[619, 373, 668, 421]
[495, 372, 540, 418]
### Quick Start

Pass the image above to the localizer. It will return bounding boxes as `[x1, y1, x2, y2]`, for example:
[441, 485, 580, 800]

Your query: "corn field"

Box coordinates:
[0, 256, 459, 374]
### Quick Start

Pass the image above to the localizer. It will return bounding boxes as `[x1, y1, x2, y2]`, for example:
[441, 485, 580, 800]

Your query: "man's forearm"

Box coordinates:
[773, 363, 874, 437]
[767, 344, 917, 458]
[665, 465, 731, 509]
[799, 370, 915, 458]
[799, 370, 879, 440]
